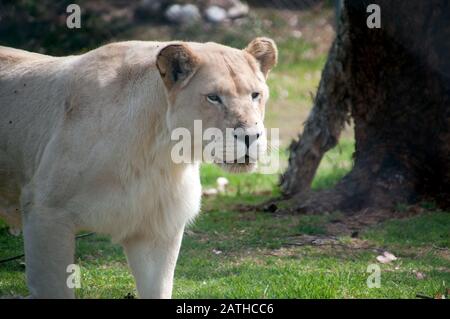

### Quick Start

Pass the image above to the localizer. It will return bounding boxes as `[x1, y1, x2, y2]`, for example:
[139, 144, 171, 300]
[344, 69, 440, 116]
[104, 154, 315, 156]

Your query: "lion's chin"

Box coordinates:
[217, 162, 257, 173]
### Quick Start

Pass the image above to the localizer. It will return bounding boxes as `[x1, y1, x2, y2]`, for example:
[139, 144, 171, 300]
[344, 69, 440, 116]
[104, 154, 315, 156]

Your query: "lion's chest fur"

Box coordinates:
[80, 161, 202, 243]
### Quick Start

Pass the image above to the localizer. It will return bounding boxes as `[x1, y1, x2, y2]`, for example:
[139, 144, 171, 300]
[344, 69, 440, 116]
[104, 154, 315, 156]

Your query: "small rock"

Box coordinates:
[165, 4, 201, 25]
[376, 251, 398, 264]
[413, 270, 426, 280]
[227, 2, 249, 19]
[383, 251, 397, 261]
[216, 177, 229, 194]
[205, 6, 227, 23]
[212, 249, 223, 255]
[376, 255, 391, 264]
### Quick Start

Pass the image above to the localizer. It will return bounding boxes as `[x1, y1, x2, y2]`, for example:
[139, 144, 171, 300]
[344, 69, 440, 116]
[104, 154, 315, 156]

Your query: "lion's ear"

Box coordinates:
[156, 44, 200, 90]
[245, 37, 278, 78]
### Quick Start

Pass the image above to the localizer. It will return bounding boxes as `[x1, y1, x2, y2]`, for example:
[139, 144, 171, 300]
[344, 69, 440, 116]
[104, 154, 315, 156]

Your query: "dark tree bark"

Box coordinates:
[280, 0, 450, 212]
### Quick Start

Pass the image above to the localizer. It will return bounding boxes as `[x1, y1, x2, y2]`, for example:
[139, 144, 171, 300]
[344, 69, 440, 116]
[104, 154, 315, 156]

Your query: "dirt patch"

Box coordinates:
[249, 199, 428, 236]
[324, 205, 428, 236]
[282, 233, 377, 254]
[236, 200, 441, 254]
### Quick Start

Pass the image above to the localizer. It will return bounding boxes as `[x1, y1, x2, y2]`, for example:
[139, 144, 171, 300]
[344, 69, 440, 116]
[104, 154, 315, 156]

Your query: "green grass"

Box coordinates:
[363, 212, 450, 248]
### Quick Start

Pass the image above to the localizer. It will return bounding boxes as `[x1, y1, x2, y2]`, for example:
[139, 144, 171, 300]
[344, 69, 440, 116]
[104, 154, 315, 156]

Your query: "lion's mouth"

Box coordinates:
[213, 150, 261, 173]
[217, 159, 257, 173]
[232, 154, 252, 164]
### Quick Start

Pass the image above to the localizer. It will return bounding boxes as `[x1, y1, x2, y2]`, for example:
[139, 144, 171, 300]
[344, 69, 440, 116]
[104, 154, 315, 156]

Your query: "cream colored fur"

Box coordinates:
[0, 38, 277, 298]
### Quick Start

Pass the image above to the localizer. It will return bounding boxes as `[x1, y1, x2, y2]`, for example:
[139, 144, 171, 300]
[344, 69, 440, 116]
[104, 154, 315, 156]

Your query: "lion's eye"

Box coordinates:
[207, 94, 222, 104]
[251, 92, 260, 101]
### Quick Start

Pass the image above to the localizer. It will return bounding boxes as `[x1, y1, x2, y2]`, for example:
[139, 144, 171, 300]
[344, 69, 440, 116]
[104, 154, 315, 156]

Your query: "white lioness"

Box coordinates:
[0, 38, 277, 298]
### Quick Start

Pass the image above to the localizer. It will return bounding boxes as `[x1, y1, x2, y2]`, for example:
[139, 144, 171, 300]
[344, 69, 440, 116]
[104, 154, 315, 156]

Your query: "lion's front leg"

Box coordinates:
[23, 208, 76, 299]
[122, 226, 184, 299]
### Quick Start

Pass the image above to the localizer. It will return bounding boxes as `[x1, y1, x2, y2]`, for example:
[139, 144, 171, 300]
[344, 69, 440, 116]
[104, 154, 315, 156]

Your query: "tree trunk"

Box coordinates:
[280, 0, 450, 212]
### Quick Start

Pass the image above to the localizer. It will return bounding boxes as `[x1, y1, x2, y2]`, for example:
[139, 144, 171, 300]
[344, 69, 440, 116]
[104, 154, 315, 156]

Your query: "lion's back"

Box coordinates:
[0, 46, 49, 66]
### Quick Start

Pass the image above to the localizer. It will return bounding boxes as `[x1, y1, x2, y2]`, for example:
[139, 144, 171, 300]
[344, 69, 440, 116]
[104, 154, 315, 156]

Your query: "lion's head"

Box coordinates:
[156, 38, 277, 173]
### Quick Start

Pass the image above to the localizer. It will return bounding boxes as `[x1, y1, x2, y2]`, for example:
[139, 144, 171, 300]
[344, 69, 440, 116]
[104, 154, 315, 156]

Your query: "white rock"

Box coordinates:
[205, 6, 227, 23]
[227, 2, 249, 19]
[376, 255, 391, 264]
[216, 177, 229, 193]
[165, 4, 201, 25]
[376, 251, 398, 264]
[383, 251, 397, 261]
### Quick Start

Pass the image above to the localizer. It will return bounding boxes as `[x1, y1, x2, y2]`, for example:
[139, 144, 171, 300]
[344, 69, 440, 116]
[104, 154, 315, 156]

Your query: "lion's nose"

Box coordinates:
[233, 131, 262, 149]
